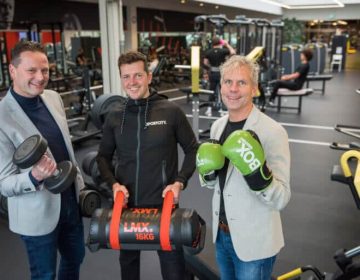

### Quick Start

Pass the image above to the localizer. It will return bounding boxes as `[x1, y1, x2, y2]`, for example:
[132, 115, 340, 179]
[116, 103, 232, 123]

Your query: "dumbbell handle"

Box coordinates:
[31, 154, 58, 182]
[53, 169, 60, 177]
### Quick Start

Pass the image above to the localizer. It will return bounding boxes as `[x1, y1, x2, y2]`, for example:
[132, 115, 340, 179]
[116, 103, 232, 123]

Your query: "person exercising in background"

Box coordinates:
[76, 47, 87, 67]
[148, 48, 159, 73]
[203, 36, 236, 116]
[196, 55, 291, 280]
[96, 51, 198, 280]
[0, 40, 85, 279]
[268, 48, 313, 105]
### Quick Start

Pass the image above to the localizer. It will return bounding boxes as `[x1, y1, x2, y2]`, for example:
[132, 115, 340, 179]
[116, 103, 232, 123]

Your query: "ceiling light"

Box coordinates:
[333, 0, 344, 7]
[337, 20, 347, 25]
[180, 0, 186, 4]
[288, 4, 342, 9]
[259, 0, 290, 9]
[259, 0, 344, 9]
[199, 2, 204, 6]
[215, 5, 219, 9]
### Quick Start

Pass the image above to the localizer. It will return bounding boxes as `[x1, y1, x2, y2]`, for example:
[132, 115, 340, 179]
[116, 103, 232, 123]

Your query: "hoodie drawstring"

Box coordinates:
[121, 97, 150, 134]
[143, 98, 149, 130]
[120, 97, 129, 135]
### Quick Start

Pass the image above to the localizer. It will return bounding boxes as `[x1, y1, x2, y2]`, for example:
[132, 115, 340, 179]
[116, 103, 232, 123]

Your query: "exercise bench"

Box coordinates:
[305, 74, 333, 95]
[275, 88, 314, 113]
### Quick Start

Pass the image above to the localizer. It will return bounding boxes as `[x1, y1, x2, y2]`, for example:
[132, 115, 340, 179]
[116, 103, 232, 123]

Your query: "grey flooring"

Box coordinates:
[1, 69, 360, 279]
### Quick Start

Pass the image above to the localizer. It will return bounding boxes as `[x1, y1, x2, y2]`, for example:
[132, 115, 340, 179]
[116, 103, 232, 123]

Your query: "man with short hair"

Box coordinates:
[196, 55, 291, 280]
[96, 51, 198, 280]
[0, 40, 85, 279]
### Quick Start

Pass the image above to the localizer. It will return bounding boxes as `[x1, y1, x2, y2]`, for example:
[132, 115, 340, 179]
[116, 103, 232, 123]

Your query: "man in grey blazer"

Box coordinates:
[196, 55, 291, 280]
[0, 41, 85, 279]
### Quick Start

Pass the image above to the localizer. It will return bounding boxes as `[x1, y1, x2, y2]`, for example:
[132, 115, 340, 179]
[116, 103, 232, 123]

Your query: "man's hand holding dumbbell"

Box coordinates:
[31, 153, 57, 182]
[13, 135, 77, 194]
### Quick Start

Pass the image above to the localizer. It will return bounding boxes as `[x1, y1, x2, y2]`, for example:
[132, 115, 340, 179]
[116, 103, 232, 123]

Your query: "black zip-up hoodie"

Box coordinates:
[96, 91, 198, 207]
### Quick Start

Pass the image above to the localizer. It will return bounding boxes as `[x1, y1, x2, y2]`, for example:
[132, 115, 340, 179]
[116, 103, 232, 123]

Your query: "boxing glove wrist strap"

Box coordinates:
[204, 171, 218, 182]
[243, 161, 273, 191]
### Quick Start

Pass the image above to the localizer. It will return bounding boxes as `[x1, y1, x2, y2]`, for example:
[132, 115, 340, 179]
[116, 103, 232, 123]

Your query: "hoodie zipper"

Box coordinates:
[135, 102, 141, 205]
[162, 160, 167, 189]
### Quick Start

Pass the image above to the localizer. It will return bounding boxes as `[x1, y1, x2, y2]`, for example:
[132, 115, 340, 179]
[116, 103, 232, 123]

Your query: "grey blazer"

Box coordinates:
[203, 106, 291, 261]
[0, 89, 84, 236]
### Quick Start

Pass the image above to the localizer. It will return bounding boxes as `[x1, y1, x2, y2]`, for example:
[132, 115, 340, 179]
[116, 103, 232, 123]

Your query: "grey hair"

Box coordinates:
[220, 55, 259, 86]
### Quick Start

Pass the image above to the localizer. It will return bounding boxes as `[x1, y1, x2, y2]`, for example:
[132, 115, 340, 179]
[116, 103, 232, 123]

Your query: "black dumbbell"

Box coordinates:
[79, 189, 102, 218]
[13, 135, 77, 194]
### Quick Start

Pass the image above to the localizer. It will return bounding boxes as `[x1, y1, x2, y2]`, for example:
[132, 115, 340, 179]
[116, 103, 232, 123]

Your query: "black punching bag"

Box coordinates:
[87, 192, 205, 254]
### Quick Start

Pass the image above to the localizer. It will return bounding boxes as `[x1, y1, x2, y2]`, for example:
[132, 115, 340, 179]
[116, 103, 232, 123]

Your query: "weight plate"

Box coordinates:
[82, 151, 98, 177]
[13, 135, 47, 169]
[80, 189, 101, 217]
[44, 161, 77, 194]
[90, 94, 126, 130]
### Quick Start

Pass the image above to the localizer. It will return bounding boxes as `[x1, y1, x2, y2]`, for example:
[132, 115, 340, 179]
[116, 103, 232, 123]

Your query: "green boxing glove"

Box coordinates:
[222, 130, 273, 191]
[196, 139, 225, 184]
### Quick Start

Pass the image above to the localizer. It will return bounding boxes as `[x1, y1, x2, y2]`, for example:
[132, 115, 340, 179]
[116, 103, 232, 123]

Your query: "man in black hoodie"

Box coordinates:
[96, 51, 198, 280]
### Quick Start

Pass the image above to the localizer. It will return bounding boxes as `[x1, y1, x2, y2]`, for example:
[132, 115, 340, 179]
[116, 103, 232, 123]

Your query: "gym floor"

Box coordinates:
[1, 68, 360, 279]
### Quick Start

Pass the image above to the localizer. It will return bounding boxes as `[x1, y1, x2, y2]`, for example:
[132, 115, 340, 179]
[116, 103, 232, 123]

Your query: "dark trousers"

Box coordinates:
[119, 249, 186, 280]
[209, 71, 221, 102]
[270, 80, 301, 100]
[20, 191, 85, 280]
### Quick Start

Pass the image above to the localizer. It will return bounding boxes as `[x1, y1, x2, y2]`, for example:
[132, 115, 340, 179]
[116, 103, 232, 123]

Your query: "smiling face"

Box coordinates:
[120, 60, 152, 100]
[9, 51, 49, 98]
[220, 65, 257, 121]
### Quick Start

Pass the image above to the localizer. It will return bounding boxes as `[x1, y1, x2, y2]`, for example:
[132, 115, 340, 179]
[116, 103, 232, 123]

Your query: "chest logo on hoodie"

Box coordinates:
[145, 120, 167, 127]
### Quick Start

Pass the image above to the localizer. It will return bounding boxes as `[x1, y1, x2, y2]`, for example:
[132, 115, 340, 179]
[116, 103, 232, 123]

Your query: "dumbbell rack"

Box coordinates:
[0, 33, 10, 89]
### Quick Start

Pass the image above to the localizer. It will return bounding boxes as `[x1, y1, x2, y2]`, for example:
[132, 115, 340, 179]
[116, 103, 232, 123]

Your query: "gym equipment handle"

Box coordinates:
[160, 191, 174, 251]
[340, 150, 360, 209]
[109, 191, 125, 249]
[276, 267, 302, 280]
[277, 266, 325, 280]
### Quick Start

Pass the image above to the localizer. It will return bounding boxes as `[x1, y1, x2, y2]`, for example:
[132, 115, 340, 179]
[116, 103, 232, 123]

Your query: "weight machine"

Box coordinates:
[193, 14, 284, 111]
[330, 124, 360, 151]
[277, 150, 360, 280]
